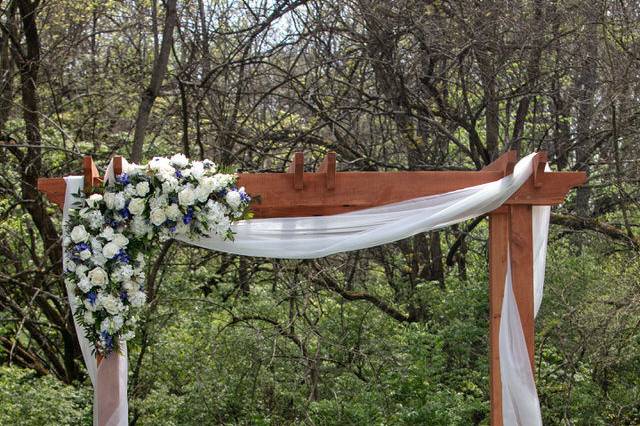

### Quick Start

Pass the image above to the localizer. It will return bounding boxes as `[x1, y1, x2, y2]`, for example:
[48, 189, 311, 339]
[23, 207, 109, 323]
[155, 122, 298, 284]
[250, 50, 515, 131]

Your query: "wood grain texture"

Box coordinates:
[489, 211, 509, 426]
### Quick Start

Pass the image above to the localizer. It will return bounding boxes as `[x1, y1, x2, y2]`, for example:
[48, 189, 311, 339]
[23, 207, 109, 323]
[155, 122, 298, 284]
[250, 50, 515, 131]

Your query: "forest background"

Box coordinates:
[1, 0, 639, 424]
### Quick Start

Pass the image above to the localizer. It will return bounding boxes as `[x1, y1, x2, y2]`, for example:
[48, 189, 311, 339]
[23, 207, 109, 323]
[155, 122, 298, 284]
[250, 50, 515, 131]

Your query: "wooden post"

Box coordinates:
[509, 204, 535, 370]
[489, 209, 509, 426]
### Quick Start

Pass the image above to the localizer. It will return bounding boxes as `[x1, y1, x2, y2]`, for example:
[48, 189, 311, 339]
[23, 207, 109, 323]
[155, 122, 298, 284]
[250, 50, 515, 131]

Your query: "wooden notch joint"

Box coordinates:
[83, 156, 102, 193]
[318, 151, 336, 190]
[288, 151, 304, 190]
[532, 151, 548, 188]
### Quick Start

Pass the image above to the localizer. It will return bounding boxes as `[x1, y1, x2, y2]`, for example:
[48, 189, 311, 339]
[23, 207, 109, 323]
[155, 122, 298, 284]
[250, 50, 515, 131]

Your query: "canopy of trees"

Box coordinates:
[1, 0, 639, 424]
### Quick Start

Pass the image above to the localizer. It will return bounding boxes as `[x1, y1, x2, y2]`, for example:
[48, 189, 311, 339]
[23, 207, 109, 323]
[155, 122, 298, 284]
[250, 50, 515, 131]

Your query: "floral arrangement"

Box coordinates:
[63, 154, 251, 356]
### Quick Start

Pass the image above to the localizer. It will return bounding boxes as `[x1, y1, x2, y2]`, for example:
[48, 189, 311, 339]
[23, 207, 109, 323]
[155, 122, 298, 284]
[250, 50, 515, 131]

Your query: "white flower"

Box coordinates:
[125, 163, 143, 176]
[79, 249, 92, 260]
[101, 294, 124, 315]
[113, 233, 129, 248]
[161, 176, 179, 194]
[83, 311, 95, 325]
[114, 192, 126, 210]
[170, 153, 189, 168]
[65, 259, 77, 272]
[136, 181, 150, 197]
[121, 331, 135, 341]
[87, 210, 104, 230]
[88, 267, 109, 287]
[84, 297, 100, 312]
[195, 185, 211, 203]
[123, 280, 138, 293]
[150, 208, 167, 226]
[178, 186, 195, 206]
[149, 194, 168, 210]
[86, 194, 103, 208]
[70, 225, 89, 243]
[112, 265, 133, 283]
[128, 197, 145, 216]
[75, 264, 89, 278]
[103, 192, 116, 209]
[77, 277, 93, 293]
[225, 190, 241, 209]
[129, 291, 147, 308]
[131, 216, 152, 237]
[93, 254, 107, 266]
[124, 184, 137, 197]
[100, 315, 124, 333]
[100, 226, 115, 241]
[102, 242, 120, 259]
[190, 161, 205, 179]
[165, 204, 181, 221]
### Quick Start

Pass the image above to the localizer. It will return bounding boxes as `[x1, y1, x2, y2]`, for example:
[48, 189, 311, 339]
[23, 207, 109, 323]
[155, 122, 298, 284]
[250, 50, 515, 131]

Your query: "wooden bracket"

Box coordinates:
[532, 151, 548, 188]
[318, 151, 336, 190]
[288, 151, 304, 190]
[113, 156, 123, 177]
[83, 156, 102, 194]
[483, 150, 517, 176]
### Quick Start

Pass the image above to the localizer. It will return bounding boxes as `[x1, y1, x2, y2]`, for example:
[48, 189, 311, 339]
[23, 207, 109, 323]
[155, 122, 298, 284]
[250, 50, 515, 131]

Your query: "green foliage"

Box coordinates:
[0, 366, 92, 426]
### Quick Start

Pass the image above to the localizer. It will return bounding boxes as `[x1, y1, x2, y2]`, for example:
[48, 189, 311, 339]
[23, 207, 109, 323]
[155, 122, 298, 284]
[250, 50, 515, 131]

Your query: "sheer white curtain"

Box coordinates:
[66, 152, 548, 425]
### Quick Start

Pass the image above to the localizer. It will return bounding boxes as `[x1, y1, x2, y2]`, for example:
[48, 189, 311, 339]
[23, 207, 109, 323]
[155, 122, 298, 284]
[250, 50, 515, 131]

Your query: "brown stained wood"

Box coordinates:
[113, 156, 123, 176]
[489, 211, 509, 426]
[483, 150, 517, 175]
[509, 204, 535, 371]
[532, 151, 548, 188]
[38, 168, 587, 217]
[83, 156, 102, 194]
[318, 151, 336, 190]
[288, 151, 304, 190]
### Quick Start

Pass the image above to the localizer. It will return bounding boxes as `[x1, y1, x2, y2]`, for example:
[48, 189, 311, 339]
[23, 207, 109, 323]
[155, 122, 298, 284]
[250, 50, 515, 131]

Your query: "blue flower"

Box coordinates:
[119, 207, 131, 219]
[169, 226, 177, 232]
[74, 242, 90, 253]
[115, 249, 130, 264]
[119, 291, 128, 302]
[175, 169, 183, 178]
[240, 192, 251, 203]
[116, 173, 130, 185]
[182, 206, 194, 225]
[100, 331, 114, 352]
[86, 291, 98, 305]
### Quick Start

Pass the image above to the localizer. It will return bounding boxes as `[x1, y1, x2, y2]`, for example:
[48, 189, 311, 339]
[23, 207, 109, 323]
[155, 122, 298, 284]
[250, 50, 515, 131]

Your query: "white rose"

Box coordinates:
[124, 184, 137, 197]
[165, 204, 181, 220]
[225, 191, 241, 209]
[123, 280, 138, 293]
[190, 161, 205, 179]
[129, 291, 147, 308]
[65, 259, 77, 272]
[150, 208, 167, 226]
[136, 181, 150, 197]
[75, 264, 88, 278]
[100, 226, 115, 241]
[70, 225, 89, 243]
[83, 310, 95, 325]
[128, 197, 145, 216]
[88, 267, 109, 287]
[170, 153, 189, 168]
[102, 242, 120, 259]
[178, 187, 195, 206]
[103, 192, 116, 209]
[113, 233, 129, 248]
[101, 294, 124, 315]
[93, 254, 107, 266]
[86, 193, 103, 208]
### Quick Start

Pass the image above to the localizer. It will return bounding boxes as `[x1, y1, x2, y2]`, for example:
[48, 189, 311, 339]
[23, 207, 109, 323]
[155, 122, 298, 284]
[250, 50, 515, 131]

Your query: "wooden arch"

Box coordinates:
[38, 151, 586, 426]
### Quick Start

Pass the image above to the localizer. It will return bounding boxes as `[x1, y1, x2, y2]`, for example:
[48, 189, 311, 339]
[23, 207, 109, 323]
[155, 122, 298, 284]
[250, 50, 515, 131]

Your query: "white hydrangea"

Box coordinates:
[170, 153, 189, 168]
[77, 277, 92, 293]
[131, 216, 152, 237]
[114, 192, 126, 210]
[165, 203, 181, 221]
[178, 186, 196, 206]
[86, 210, 104, 230]
[129, 291, 147, 308]
[103, 192, 116, 209]
[225, 190, 241, 209]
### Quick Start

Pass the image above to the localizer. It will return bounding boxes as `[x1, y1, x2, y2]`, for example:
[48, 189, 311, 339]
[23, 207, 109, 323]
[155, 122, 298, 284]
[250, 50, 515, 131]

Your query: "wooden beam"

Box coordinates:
[483, 150, 517, 176]
[489, 211, 509, 426]
[83, 156, 102, 194]
[287, 151, 304, 190]
[509, 205, 535, 371]
[318, 151, 336, 190]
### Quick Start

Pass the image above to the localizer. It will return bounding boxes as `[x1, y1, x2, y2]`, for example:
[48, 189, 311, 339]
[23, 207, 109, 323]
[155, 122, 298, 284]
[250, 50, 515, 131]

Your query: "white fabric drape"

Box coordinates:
[64, 176, 129, 426]
[65, 152, 549, 425]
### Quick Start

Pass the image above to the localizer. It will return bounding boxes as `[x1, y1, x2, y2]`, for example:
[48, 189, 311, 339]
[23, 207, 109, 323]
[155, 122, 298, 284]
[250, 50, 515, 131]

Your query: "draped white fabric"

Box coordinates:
[65, 152, 549, 425]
